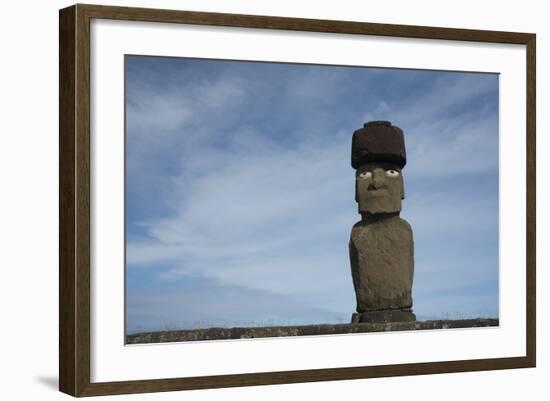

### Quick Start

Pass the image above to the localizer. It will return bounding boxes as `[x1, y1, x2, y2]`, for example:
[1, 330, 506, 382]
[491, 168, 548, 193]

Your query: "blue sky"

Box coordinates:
[125, 55, 499, 334]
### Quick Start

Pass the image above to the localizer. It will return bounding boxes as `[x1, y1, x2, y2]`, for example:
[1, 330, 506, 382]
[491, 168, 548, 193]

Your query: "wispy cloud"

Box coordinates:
[126, 275, 349, 334]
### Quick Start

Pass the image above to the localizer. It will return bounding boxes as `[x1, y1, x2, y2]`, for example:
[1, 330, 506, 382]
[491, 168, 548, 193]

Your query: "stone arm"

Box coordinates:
[401, 218, 414, 288]
[348, 236, 360, 311]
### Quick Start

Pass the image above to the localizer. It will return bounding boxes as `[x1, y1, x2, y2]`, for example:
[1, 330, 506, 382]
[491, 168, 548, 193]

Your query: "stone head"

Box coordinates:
[355, 162, 404, 214]
[351, 120, 407, 215]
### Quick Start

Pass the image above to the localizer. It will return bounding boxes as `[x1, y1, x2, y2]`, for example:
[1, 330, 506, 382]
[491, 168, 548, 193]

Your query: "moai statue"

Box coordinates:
[349, 121, 415, 323]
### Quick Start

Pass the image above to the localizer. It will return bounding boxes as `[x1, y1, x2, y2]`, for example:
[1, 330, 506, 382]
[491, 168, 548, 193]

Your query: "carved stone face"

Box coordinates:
[355, 162, 404, 214]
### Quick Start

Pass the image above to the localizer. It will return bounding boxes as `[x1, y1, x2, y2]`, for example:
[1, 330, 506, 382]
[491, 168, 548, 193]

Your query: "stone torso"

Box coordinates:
[349, 215, 414, 313]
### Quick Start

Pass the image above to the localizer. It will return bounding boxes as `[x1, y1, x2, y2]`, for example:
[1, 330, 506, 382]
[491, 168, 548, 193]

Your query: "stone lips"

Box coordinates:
[351, 120, 406, 169]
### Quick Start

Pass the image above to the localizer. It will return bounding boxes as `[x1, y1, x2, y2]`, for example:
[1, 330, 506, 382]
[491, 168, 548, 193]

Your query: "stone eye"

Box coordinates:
[358, 171, 372, 180]
[385, 169, 400, 178]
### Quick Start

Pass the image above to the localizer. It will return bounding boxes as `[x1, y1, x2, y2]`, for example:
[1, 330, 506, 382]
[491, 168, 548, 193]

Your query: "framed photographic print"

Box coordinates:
[59, 3, 536, 397]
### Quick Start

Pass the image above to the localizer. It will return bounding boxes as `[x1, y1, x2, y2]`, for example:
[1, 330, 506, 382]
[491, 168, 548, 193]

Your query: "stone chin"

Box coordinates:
[358, 201, 401, 214]
[358, 189, 402, 213]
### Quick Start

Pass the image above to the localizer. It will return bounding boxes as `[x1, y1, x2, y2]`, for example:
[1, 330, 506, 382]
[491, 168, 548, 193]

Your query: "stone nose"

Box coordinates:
[370, 169, 386, 189]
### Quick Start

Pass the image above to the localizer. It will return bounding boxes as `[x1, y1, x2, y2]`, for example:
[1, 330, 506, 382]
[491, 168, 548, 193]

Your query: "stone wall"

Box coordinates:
[126, 318, 499, 344]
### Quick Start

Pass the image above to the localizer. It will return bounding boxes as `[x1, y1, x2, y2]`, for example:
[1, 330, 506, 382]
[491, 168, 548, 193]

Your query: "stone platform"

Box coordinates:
[352, 309, 416, 323]
[126, 318, 499, 344]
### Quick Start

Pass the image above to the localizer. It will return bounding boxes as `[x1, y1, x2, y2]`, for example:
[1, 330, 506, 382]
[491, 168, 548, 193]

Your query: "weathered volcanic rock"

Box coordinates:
[351, 121, 406, 169]
[349, 215, 414, 312]
[126, 319, 499, 344]
[352, 309, 416, 323]
[355, 163, 404, 214]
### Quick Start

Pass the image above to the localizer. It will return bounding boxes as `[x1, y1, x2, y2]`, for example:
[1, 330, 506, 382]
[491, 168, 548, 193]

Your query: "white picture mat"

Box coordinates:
[90, 18, 526, 383]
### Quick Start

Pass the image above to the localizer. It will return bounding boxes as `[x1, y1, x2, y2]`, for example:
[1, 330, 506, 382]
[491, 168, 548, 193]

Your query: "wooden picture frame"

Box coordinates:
[59, 3, 536, 397]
